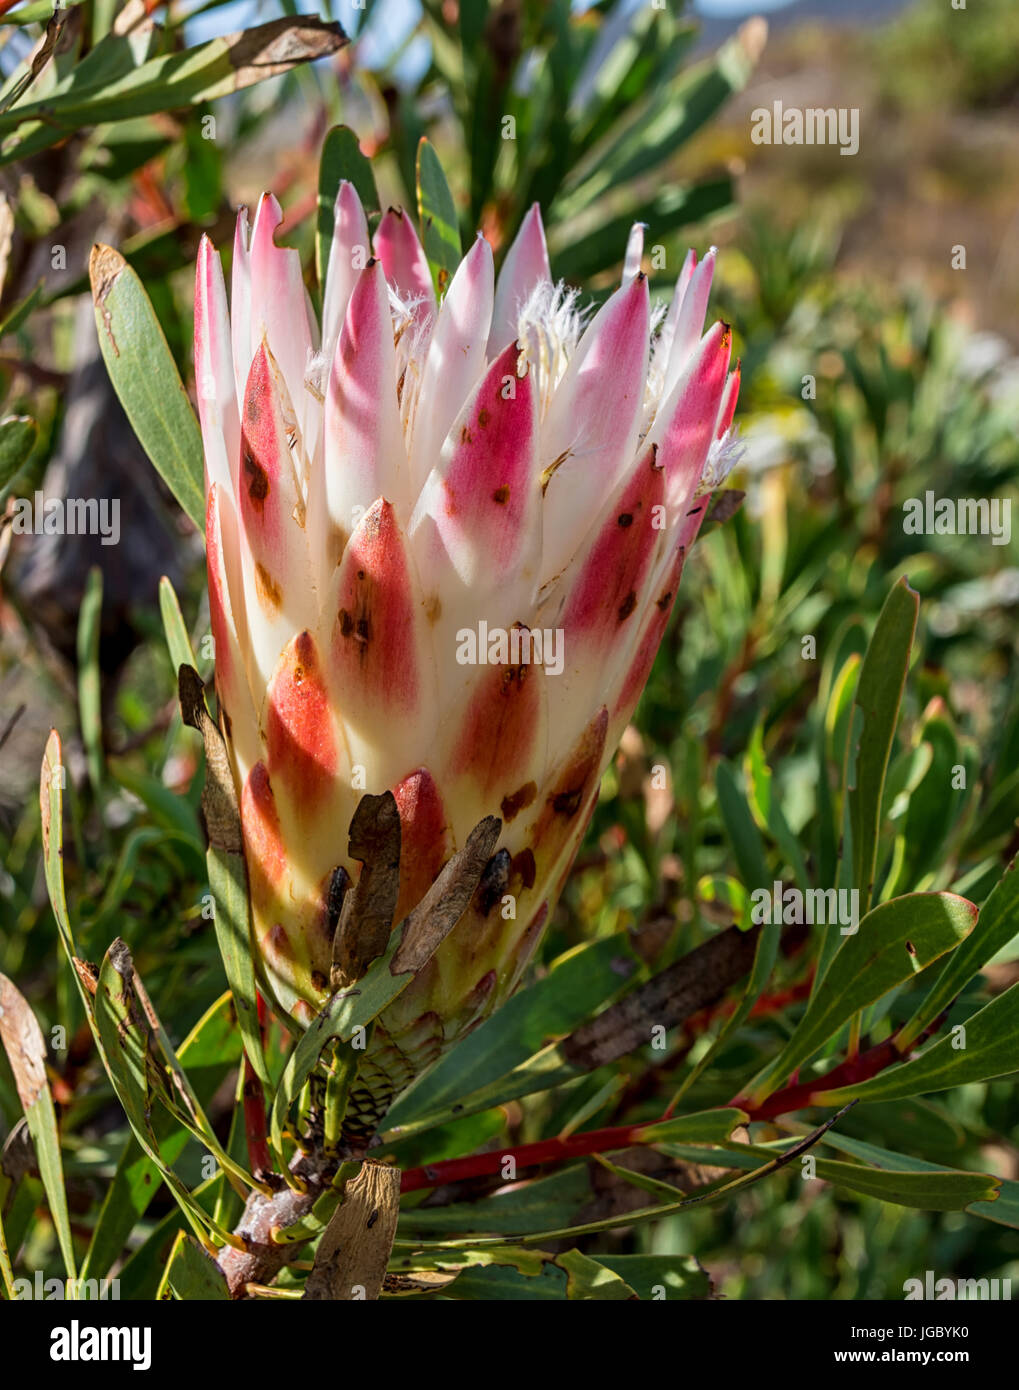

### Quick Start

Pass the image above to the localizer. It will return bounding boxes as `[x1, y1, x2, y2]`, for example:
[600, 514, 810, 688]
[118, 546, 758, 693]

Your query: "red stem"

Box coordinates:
[401, 1015, 947, 1195]
[400, 1119, 654, 1194]
[243, 993, 272, 1178]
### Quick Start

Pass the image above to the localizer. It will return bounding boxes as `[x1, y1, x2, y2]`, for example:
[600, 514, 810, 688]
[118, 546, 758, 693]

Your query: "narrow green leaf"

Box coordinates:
[549, 177, 732, 284]
[0, 278, 42, 337]
[158, 1231, 230, 1300]
[416, 137, 461, 296]
[849, 577, 919, 912]
[82, 991, 242, 1280]
[557, 1249, 637, 1300]
[0, 18, 348, 159]
[159, 574, 198, 679]
[316, 124, 380, 287]
[748, 892, 977, 1103]
[0, 414, 37, 490]
[639, 1108, 748, 1146]
[899, 854, 1019, 1049]
[76, 567, 103, 792]
[209, 847, 270, 1088]
[811, 1157, 997, 1211]
[383, 936, 642, 1135]
[715, 758, 770, 904]
[558, 22, 763, 216]
[819, 979, 1019, 1105]
[93, 943, 229, 1248]
[40, 731, 78, 962]
[89, 243, 205, 532]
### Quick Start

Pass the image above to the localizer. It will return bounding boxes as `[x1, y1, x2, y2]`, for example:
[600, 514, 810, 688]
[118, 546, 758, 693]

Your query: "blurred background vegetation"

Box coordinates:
[1, 0, 1018, 1299]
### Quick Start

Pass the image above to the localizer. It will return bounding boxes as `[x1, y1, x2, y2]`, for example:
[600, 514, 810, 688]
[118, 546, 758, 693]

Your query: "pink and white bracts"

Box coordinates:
[195, 189, 741, 1125]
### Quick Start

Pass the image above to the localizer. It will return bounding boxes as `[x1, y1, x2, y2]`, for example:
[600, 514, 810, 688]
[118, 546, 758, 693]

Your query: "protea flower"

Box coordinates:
[194, 184, 741, 1136]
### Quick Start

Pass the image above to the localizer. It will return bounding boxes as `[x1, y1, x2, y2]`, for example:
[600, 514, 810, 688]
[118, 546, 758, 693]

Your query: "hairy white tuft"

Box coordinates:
[515, 281, 588, 420]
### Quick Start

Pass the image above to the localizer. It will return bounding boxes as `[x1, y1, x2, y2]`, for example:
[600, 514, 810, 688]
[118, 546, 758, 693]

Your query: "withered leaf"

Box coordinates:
[225, 16, 347, 90]
[303, 1160, 400, 1301]
[703, 488, 745, 530]
[0, 972, 47, 1111]
[562, 924, 760, 1071]
[390, 815, 502, 976]
[331, 792, 402, 989]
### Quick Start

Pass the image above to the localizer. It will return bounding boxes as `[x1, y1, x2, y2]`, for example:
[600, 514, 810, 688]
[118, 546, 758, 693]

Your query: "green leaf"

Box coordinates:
[398, 1167, 595, 1238]
[715, 758, 770, 903]
[745, 723, 808, 886]
[558, 22, 763, 219]
[557, 1249, 637, 1300]
[82, 991, 242, 1280]
[209, 846, 270, 1088]
[89, 244, 205, 532]
[0, 18, 347, 162]
[159, 576, 198, 682]
[747, 892, 977, 1103]
[817, 1130, 1018, 1229]
[92, 943, 231, 1248]
[0, 414, 37, 490]
[383, 936, 642, 1135]
[416, 137, 461, 296]
[898, 855, 1019, 1049]
[549, 177, 732, 284]
[639, 1108, 748, 1146]
[76, 567, 103, 793]
[819, 978, 1019, 1105]
[40, 731, 79, 963]
[849, 577, 919, 912]
[108, 762, 202, 848]
[0, 974, 77, 1280]
[316, 124, 380, 288]
[810, 1157, 997, 1211]
[158, 1231, 230, 1300]
[0, 279, 42, 338]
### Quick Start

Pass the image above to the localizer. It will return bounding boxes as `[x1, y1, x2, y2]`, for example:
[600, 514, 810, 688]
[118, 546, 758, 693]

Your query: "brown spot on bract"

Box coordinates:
[618, 590, 637, 621]
[478, 407, 491, 427]
[339, 608, 354, 638]
[243, 449, 269, 506]
[255, 562, 282, 615]
[510, 848, 536, 890]
[311, 970, 328, 993]
[618, 512, 633, 527]
[552, 787, 583, 817]
[461, 425, 473, 445]
[501, 665, 527, 695]
[501, 780, 537, 822]
[656, 589, 673, 611]
[424, 594, 442, 624]
[493, 485, 510, 504]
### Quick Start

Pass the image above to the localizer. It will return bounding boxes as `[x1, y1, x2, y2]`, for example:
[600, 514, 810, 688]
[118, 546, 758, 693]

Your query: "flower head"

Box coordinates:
[194, 184, 740, 1131]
